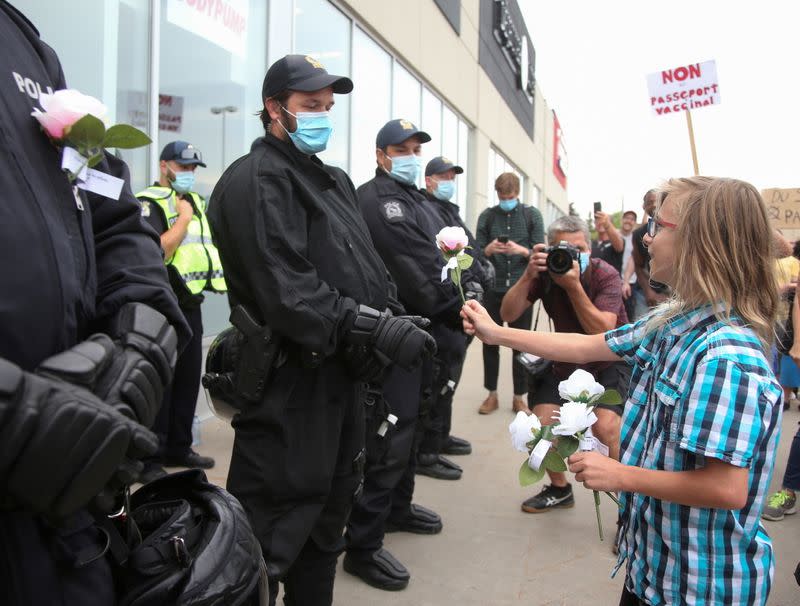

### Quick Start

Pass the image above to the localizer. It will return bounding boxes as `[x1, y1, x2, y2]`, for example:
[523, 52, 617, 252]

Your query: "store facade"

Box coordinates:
[18, 0, 568, 336]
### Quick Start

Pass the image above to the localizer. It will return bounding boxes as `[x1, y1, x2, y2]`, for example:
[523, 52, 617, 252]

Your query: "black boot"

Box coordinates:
[415, 453, 462, 480]
[343, 548, 410, 591]
[442, 435, 472, 456]
[386, 504, 442, 534]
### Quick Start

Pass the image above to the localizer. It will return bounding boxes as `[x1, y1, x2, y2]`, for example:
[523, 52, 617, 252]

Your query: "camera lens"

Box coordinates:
[547, 249, 573, 274]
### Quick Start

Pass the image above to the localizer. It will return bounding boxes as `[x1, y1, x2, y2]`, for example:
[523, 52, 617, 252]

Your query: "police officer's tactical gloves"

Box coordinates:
[97, 303, 178, 428]
[0, 357, 158, 519]
[347, 305, 437, 371]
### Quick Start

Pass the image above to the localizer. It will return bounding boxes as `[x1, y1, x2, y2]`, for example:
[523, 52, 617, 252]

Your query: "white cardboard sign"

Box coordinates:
[646, 60, 721, 116]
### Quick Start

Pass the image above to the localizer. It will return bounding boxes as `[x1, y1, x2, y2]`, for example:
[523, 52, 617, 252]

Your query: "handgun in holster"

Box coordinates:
[230, 305, 283, 402]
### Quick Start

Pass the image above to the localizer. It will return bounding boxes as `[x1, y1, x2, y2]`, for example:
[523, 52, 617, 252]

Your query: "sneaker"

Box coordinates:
[762, 489, 797, 521]
[521, 483, 574, 513]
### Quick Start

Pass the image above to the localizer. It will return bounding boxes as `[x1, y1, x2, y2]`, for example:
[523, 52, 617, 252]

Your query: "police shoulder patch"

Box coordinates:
[382, 200, 404, 222]
[140, 200, 151, 217]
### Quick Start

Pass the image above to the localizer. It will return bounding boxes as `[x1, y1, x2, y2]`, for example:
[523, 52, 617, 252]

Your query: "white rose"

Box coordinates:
[508, 410, 542, 452]
[552, 401, 598, 436]
[32, 89, 108, 140]
[557, 368, 605, 403]
[435, 226, 469, 255]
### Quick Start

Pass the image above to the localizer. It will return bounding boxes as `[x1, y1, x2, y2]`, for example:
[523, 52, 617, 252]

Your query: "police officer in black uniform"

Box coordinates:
[420, 154, 486, 440]
[0, 3, 188, 604]
[207, 55, 435, 606]
[358, 120, 477, 484]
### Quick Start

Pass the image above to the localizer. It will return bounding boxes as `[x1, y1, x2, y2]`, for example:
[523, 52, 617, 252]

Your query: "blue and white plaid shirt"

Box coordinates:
[605, 306, 782, 605]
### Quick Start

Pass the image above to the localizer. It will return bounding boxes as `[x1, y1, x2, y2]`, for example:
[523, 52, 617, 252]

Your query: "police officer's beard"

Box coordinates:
[275, 109, 297, 139]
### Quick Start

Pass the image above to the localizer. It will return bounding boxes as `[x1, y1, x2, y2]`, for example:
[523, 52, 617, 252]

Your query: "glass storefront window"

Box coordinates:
[159, 0, 268, 335]
[17, 0, 152, 192]
[294, 0, 351, 171]
[457, 120, 469, 214]
[421, 87, 442, 160]
[392, 63, 421, 126]
[349, 27, 391, 189]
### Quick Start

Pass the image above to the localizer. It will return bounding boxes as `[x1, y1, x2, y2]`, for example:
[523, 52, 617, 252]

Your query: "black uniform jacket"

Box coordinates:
[208, 135, 389, 357]
[0, 3, 186, 370]
[358, 170, 464, 323]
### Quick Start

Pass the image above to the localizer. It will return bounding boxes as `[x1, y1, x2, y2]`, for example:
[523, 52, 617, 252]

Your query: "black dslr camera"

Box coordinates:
[544, 240, 580, 274]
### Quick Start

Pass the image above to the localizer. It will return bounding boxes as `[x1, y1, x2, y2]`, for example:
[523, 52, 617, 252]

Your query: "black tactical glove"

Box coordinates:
[347, 305, 437, 371]
[95, 303, 178, 428]
[0, 357, 158, 519]
[464, 281, 484, 304]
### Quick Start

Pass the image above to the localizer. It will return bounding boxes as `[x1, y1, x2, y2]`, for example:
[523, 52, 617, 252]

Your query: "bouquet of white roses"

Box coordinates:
[435, 226, 473, 304]
[510, 369, 622, 539]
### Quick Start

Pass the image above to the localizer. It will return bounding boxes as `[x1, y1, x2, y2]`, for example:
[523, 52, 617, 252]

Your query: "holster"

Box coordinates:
[230, 305, 283, 402]
[363, 384, 394, 465]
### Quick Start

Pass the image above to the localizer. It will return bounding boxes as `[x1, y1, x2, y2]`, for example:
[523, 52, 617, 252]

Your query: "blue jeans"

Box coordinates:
[783, 423, 800, 491]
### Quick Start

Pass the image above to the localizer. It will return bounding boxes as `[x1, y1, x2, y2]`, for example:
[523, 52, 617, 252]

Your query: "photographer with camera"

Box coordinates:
[499, 216, 629, 514]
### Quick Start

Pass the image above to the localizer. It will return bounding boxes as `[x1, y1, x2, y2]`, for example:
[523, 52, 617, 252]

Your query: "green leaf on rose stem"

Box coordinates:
[594, 389, 623, 406]
[539, 425, 553, 442]
[542, 449, 567, 472]
[456, 254, 473, 270]
[65, 114, 105, 151]
[519, 459, 546, 486]
[86, 151, 104, 168]
[555, 435, 580, 459]
[103, 124, 152, 149]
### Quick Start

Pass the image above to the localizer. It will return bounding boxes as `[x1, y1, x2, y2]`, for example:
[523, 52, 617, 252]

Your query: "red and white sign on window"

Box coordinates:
[646, 60, 721, 117]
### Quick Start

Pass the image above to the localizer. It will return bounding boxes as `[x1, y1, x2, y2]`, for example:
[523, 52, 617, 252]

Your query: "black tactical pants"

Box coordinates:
[227, 356, 364, 606]
[0, 510, 115, 606]
[345, 364, 422, 554]
[419, 323, 467, 455]
[152, 304, 203, 459]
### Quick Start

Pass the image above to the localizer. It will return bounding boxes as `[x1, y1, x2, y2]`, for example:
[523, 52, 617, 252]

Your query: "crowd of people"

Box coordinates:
[1, 2, 798, 603]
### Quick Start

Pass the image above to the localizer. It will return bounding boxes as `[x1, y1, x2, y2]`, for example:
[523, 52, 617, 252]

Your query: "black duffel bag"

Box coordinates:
[116, 469, 267, 606]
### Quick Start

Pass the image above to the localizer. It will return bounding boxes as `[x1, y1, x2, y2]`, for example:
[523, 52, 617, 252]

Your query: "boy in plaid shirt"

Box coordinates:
[462, 177, 782, 605]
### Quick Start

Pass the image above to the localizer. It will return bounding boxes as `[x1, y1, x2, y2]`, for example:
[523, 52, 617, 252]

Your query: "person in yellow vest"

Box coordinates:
[137, 140, 226, 482]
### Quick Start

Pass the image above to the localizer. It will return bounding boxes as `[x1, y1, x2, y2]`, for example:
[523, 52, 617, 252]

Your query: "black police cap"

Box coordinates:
[376, 119, 431, 149]
[425, 156, 463, 177]
[262, 54, 353, 100]
[160, 141, 206, 167]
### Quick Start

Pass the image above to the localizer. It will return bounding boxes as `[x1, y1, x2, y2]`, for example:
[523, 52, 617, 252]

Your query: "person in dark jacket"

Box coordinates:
[475, 172, 545, 415]
[207, 55, 434, 606]
[0, 3, 188, 604]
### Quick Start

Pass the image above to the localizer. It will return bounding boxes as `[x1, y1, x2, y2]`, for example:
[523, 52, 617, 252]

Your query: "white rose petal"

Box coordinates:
[557, 368, 605, 402]
[435, 226, 469, 253]
[508, 410, 541, 452]
[552, 401, 598, 436]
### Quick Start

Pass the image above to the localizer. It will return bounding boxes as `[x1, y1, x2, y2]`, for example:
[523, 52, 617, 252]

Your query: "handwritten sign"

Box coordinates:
[646, 60, 721, 116]
[762, 188, 800, 229]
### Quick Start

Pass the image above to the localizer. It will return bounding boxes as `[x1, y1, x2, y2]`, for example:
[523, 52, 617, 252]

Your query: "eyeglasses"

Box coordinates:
[646, 217, 678, 237]
[178, 147, 203, 163]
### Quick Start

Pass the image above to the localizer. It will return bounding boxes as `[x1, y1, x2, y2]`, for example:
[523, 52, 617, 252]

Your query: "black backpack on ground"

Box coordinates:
[113, 469, 267, 605]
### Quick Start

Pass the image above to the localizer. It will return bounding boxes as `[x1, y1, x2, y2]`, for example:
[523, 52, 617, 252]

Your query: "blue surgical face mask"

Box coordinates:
[433, 179, 455, 201]
[279, 107, 333, 155]
[579, 252, 590, 274]
[499, 198, 519, 212]
[170, 170, 195, 194]
[386, 154, 421, 185]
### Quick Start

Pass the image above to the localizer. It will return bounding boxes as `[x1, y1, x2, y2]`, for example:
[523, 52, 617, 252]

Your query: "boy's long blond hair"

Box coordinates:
[646, 176, 779, 347]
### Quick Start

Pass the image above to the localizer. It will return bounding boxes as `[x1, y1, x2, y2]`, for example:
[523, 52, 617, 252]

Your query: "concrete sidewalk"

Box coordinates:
[195, 341, 800, 605]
